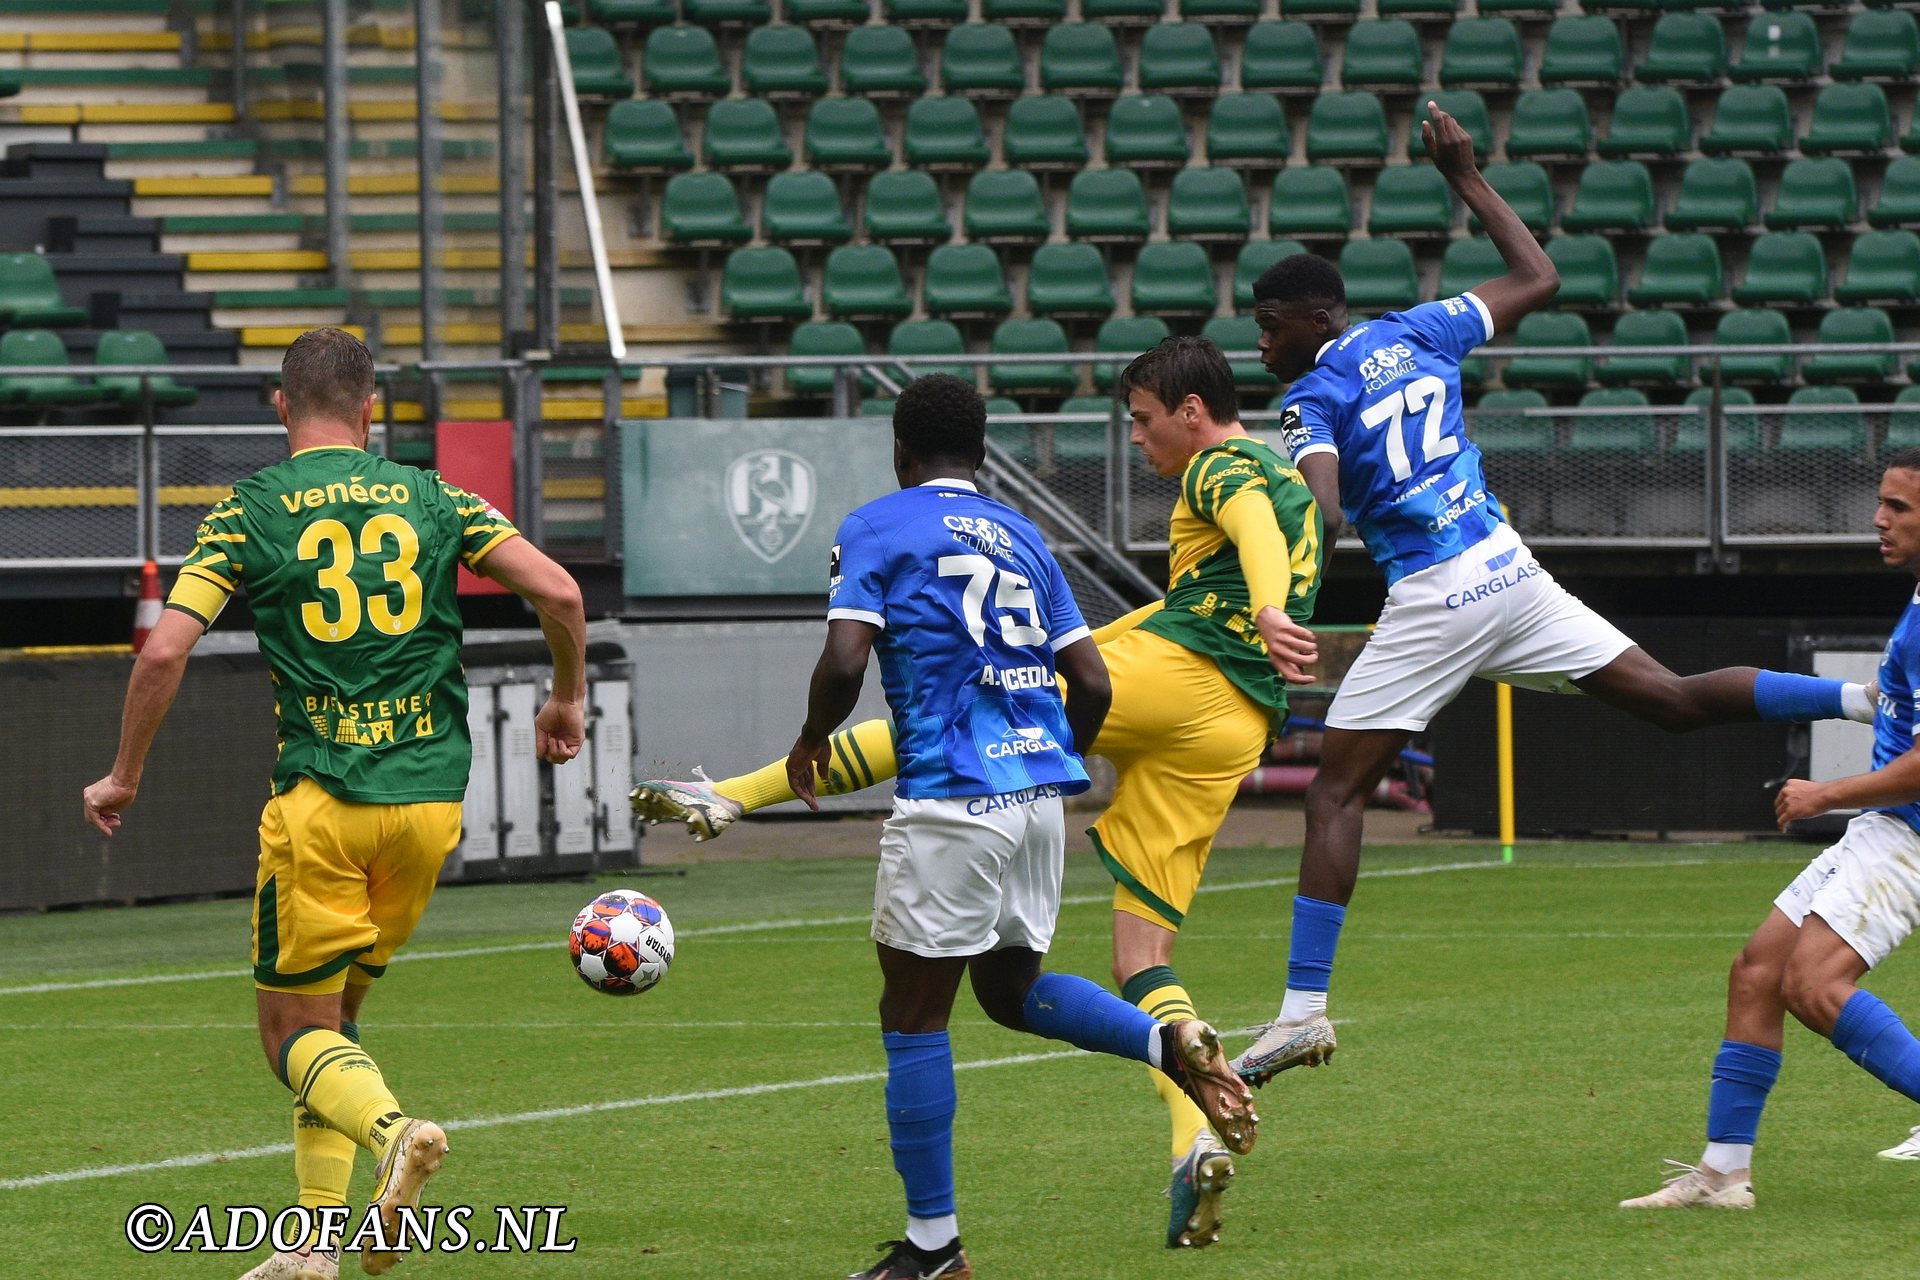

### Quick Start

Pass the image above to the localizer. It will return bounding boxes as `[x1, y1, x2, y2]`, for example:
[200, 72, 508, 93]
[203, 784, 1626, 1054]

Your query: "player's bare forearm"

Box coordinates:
[798, 619, 877, 748]
[1054, 637, 1111, 755]
[481, 536, 587, 701]
[1422, 100, 1556, 330]
[1297, 454, 1344, 545]
[1777, 749, 1920, 828]
[83, 609, 201, 833]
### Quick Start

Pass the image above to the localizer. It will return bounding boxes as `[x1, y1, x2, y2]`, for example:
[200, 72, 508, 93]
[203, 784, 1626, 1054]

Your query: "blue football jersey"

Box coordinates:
[1280, 293, 1504, 586]
[826, 479, 1094, 800]
[1870, 589, 1920, 835]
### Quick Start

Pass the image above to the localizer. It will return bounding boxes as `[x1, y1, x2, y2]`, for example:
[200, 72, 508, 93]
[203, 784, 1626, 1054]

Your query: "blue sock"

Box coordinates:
[1288, 895, 1346, 993]
[1705, 1040, 1781, 1143]
[1831, 990, 1920, 1104]
[1753, 670, 1847, 723]
[883, 1031, 957, 1220]
[1021, 972, 1157, 1064]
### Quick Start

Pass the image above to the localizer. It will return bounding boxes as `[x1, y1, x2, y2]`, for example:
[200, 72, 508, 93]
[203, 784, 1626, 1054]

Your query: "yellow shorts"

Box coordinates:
[253, 777, 462, 995]
[1088, 629, 1270, 931]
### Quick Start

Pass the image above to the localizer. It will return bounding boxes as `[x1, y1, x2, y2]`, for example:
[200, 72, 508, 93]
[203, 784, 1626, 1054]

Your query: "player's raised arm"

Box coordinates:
[476, 534, 588, 763]
[788, 617, 880, 810]
[1422, 100, 1557, 332]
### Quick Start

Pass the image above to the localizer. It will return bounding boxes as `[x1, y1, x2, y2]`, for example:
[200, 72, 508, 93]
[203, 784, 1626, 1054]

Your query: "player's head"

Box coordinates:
[1878, 448, 1920, 575]
[1120, 337, 1240, 478]
[1252, 254, 1349, 383]
[275, 327, 377, 442]
[892, 373, 987, 483]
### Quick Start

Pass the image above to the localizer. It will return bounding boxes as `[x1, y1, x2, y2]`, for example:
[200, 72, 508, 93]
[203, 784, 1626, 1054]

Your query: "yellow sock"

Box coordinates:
[294, 1104, 356, 1212]
[1121, 965, 1211, 1160]
[714, 718, 899, 810]
[280, 1028, 408, 1161]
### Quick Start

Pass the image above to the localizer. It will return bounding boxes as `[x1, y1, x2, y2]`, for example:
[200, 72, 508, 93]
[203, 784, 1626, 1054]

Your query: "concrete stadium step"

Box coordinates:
[46, 251, 185, 308]
[250, 99, 497, 124]
[0, 31, 181, 52]
[198, 24, 415, 52]
[48, 213, 160, 254]
[3, 102, 236, 125]
[0, 177, 132, 250]
[286, 171, 502, 198]
[95, 288, 215, 333]
[258, 136, 493, 163]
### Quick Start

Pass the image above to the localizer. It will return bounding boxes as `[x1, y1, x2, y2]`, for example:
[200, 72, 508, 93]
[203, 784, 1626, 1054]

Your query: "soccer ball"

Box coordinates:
[569, 889, 675, 995]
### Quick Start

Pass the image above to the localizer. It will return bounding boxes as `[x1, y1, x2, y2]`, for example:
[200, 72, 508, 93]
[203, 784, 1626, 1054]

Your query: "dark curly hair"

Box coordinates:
[894, 373, 986, 466]
[1118, 336, 1240, 426]
[1252, 253, 1347, 308]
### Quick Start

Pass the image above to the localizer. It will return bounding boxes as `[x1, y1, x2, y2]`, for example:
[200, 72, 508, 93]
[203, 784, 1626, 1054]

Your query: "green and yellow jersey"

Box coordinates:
[168, 445, 519, 804]
[1138, 434, 1323, 724]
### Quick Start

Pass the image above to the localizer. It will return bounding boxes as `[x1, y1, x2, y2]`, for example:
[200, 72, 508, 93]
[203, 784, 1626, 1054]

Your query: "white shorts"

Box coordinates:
[1775, 812, 1920, 970]
[871, 786, 1067, 959]
[1326, 523, 1636, 732]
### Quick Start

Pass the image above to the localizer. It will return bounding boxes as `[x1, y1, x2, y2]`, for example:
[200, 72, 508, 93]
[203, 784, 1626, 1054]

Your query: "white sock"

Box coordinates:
[1279, 989, 1327, 1023]
[1842, 682, 1875, 724]
[1145, 1024, 1165, 1071]
[1701, 1142, 1752, 1176]
[906, 1214, 958, 1251]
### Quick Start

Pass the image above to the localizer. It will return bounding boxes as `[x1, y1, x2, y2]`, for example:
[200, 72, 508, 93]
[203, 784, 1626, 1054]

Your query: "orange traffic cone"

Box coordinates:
[131, 559, 162, 653]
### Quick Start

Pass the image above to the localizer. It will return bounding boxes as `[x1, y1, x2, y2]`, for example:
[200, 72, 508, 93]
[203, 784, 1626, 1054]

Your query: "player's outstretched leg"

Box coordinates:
[1120, 965, 1234, 1247]
[1574, 649, 1873, 733]
[630, 720, 899, 841]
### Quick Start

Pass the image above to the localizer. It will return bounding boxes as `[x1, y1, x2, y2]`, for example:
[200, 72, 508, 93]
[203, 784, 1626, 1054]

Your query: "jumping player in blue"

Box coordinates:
[1231, 103, 1876, 1087]
[1622, 451, 1920, 1207]
[786, 374, 1255, 1280]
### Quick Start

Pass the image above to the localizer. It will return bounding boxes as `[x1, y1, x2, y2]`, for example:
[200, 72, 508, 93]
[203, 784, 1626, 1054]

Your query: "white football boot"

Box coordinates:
[1878, 1125, 1920, 1160]
[1229, 1013, 1337, 1087]
[236, 1244, 338, 1280]
[362, 1118, 449, 1276]
[1618, 1159, 1754, 1209]
[629, 767, 744, 842]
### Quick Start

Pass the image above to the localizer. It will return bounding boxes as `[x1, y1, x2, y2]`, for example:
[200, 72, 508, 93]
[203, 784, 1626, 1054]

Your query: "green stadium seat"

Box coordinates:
[1835, 230, 1920, 304]
[1132, 241, 1218, 314]
[1569, 387, 1657, 455]
[1665, 157, 1757, 230]
[722, 247, 811, 321]
[1408, 91, 1493, 160]
[1539, 16, 1625, 86]
[985, 0, 1065, 25]
[1597, 310, 1691, 387]
[1730, 11, 1821, 84]
[590, 0, 677, 26]
[1168, 167, 1252, 240]
[888, 319, 970, 380]
[903, 97, 990, 169]
[660, 172, 751, 243]
[742, 25, 828, 97]
[1802, 83, 1892, 156]
[1306, 92, 1391, 163]
[1093, 315, 1173, 390]
[1562, 160, 1655, 232]
[1065, 169, 1153, 242]
[1340, 240, 1420, 310]
[863, 170, 950, 242]
[1802, 307, 1896, 384]
[1477, 0, 1555, 12]
[642, 25, 730, 97]
[1438, 237, 1504, 299]
[1027, 243, 1115, 318]
[1241, 21, 1323, 92]
[1081, 0, 1162, 25]
[684, 0, 770, 24]
[1378, 0, 1456, 15]
[1284, 0, 1362, 16]
[785, 0, 869, 25]
[1546, 235, 1620, 307]
[1598, 86, 1690, 158]
[804, 97, 892, 170]
[839, 26, 928, 96]
[1476, 162, 1554, 234]
[1732, 231, 1828, 305]
[1628, 232, 1724, 305]
[861, 397, 897, 416]
[1699, 84, 1792, 156]
[1764, 157, 1857, 231]
[1206, 93, 1289, 167]
[942, 23, 1025, 96]
[603, 100, 692, 172]
[1004, 96, 1089, 170]
[1832, 9, 1919, 83]
[1675, 385, 1761, 456]
[984, 397, 1025, 415]
[1777, 385, 1866, 456]
[702, 99, 792, 172]
[990, 319, 1078, 394]
[1871, 157, 1920, 230]
[1471, 389, 1554, 457]
[1504, 312, 1594, 390]
[1369, 166, 1455, 236]
[1906, 114, 1920, 159]
[1713, 308, 1793, 384]
[1040, 23, 1125, 96]
[885, 0, 967, 23]
[1139, 23, 1223, 95]
[1104, 95, 1190, 169]
[1439, 18, 1523, 88]
[0, 329, 98, 407]
[963, 169, 1051, 243]
[1889, 387, 1920, 452]
[763, 171, 852, 244]
[1234, 240, 1308, 309]
[1269, 167, 1353, 236]
[785, 322, 871, 396]
[1182, 0, 1261, 23]
[564, 27, 633, 97]
[821, 245, 912, 318]
[1506, 89, 1591, 160]
[1341, 19, 1424, 90]
[93, 329, 197, 408]
[1201, 315, 1278, 391]
[1635, 13, 1725, 84]
[924, 244, 1013, 317]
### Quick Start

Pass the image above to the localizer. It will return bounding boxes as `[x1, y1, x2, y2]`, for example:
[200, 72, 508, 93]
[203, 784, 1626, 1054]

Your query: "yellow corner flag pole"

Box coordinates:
[1495, 681, 1516, 863]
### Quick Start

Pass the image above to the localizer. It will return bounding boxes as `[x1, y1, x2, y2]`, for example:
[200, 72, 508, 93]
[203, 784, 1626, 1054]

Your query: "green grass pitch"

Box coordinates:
[3, 836, 1918, 1279]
